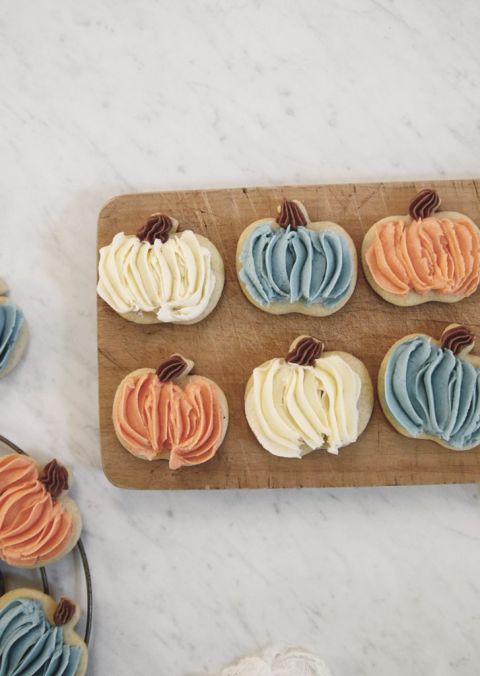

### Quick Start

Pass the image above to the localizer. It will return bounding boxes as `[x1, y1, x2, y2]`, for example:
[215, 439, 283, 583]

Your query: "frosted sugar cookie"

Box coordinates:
[0, 452, 81, 568]
[236, 199, 357, 316]
[0, 589, 88, 675]
[245, 336, 373, 458]
[0, 281, 28, 379]
[220, 645, 332, 676]
[97, 212, 224, 323]
[362, 189, 480, 306]
[113, 354, 228, 469]
[379, 324, 480, 450]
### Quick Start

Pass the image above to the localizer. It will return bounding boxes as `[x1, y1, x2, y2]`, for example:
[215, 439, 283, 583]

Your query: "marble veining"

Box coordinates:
[1, 0, 480, 674]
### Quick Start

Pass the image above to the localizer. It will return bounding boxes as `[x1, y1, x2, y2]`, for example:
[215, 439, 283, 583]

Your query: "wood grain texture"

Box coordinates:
[97, 179, 480, 490]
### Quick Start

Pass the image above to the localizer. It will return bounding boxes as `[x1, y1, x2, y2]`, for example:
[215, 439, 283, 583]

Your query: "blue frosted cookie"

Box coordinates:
[0, 589, 88, 675]
[379, 324, 480, 450]
[0, 285, 28, 379]
[236, 199, 357, 316]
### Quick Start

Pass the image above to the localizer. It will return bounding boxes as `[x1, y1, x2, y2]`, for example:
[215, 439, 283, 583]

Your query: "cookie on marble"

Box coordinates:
[0, 452, 82, 568]
[113, 354, 229, 469]
[0, 588, 88, 675]
[97, 212, 224, 324]
[220, 645, 332, 676]
[362, 189, 480, 306]
[245, 335, 373, 458]
[0, 281, 28, 379]
[236, 199, 357, 316]
[379, 324, 480, 450]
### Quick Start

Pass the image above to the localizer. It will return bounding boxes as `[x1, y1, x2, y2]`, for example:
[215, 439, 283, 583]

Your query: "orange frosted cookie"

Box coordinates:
[362, 189, 480, 306]
[113, 354, 229, 469]
[0, 453, 82, 568]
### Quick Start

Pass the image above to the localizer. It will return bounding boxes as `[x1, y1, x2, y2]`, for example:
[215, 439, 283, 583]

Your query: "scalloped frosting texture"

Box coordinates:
[239, 223, 353, 307]
[97, 230, 216, 321]
[0, 454, 74, 566]
[365, 216, 480, 296]
[0, 597, 82, 675]
[221, 645, 332, 676]
[113, 372, 224, 468]
[384, 335, 480, 448]
[0, 301, 24, 375]
[245, 354, 362, 457]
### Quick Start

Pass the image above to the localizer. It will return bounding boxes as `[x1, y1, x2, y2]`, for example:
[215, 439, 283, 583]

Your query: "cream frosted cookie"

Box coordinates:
[97, 212, 224, 324]
[0, 588, 88, 675]
[0, 453, 82, 568]
[0, 282, 28, 379]
[220, 645, 332, 676]
[362, 188, 480, 306]
[236, 199, 357, 316]
[379, 324, 480, 450]
[245, 336, 373, 458]
[113, 354, 229, 469]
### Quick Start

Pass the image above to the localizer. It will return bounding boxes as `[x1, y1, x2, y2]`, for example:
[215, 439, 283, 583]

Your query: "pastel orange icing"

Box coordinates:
[0, 454, 74, 566]
[365, 216, 480, 296]
[113, 372, 224, 469]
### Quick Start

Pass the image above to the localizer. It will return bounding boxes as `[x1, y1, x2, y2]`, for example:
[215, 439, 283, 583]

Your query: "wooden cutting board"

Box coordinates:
[97, 179, 480, 490]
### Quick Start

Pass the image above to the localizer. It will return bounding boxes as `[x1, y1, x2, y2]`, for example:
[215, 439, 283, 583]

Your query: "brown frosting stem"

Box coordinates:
[136, 214, 173, 244]
[440, 325, 474, 355]
[39, 460, 69, 499]
[54, 598, 76, 626]
[276, 199, 307, 229]
[156, 355, 189, 382]
[287, 337, 324, 367]
[408, 189, 440, 220]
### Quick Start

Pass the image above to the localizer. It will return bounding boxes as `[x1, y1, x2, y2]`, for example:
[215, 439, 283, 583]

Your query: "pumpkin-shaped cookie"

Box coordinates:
[379, 324, 480, 450]
[0, 280, 28, 379]
[221, 645, 332, 676]
[236, 199, 357, 316]
[113, 354, 229, 468]
[362, 189, 480, 306]
[0, 453, 82, 568]
[0, 589, 88, 675]
[97, 212, 224, 324]
[245, 336, 373, 457]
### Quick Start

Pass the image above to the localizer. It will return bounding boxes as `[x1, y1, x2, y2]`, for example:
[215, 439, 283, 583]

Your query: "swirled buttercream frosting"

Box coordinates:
[383, 335, 480, 448]
[113, 371, 224, 468]
[0, 454, 74, 566]
[97, 230, 216, 321]
[0, 597, 82, 676]
[245, 353, 362, 457]
[221, 645, 332, 676]
[239, 223, 354, 307]
[365, 192, 480, 296]
[0, 301, 25, 375]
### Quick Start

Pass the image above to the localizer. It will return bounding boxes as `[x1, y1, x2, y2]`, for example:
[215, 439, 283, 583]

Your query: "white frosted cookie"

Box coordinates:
[0, 283, 28, 379]
[113, 353, 229, 469]
[0, 452, 82, 568]
[379, 324, 480, 450]
[0, 588, 88, 676]
[236, 199, 357, 316]
[245, 335, 373, 458]
[220, 645, 332, 676]
[362, 188, 480, 306]
[97, 212, 224, 324]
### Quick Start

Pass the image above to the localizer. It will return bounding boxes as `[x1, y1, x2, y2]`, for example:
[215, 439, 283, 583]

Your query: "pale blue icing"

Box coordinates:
[0, 598, 82, 676]
[0, 302, 24, 375]
[384, 336, 480, 449]
[239, 222, 353, 307]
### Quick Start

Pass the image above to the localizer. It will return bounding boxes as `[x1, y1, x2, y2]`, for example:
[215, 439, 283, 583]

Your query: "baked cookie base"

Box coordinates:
[361, 211, 480, 307]
[236, 220, 358, 317]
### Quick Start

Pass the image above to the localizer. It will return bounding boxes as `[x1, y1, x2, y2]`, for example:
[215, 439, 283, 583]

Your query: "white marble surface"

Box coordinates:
[1, 0, 480, 674]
